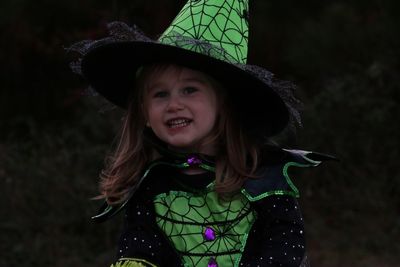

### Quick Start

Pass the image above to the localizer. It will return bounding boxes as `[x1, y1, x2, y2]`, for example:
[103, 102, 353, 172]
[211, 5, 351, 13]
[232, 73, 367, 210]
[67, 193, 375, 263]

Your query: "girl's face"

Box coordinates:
[143, 65, 219, 154]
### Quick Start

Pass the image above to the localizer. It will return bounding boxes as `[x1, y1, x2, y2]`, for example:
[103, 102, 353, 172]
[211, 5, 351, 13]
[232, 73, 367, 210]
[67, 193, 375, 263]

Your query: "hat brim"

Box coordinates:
[81, 41, 289, 137]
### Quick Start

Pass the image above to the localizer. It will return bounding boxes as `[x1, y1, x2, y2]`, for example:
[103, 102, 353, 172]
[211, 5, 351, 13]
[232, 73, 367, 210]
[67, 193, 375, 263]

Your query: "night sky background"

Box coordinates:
[1, 0, 399, 266]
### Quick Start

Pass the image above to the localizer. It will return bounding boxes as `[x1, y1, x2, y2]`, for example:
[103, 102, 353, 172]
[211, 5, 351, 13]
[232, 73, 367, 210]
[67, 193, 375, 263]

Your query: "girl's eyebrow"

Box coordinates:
[146, 82, 165, 92]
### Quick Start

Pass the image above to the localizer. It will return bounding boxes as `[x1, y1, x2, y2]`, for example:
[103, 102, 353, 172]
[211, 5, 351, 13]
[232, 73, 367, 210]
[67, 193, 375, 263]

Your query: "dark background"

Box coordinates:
[1, 0, 399, 266]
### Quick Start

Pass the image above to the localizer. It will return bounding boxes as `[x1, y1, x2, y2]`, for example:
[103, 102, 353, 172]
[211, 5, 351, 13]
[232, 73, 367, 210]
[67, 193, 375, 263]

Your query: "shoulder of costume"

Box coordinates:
[241, 147, 338, 202]
[90, 158, 173, 223]
[91, 154, 215, 223]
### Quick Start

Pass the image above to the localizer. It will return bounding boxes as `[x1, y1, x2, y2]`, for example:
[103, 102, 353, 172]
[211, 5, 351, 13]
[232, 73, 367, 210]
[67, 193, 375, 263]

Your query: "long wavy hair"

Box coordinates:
[99, 64, 263, 205]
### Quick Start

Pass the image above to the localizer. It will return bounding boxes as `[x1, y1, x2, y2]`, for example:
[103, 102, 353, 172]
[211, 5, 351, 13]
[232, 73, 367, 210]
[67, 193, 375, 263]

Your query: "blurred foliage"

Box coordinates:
[1, 0, 399, 266]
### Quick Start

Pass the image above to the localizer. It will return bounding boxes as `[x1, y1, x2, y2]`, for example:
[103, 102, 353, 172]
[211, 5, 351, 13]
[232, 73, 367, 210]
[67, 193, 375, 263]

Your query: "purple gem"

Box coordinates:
[208, 257, 218, 267]
[187, 155, 202, 166]
[204, 227, 216, 241]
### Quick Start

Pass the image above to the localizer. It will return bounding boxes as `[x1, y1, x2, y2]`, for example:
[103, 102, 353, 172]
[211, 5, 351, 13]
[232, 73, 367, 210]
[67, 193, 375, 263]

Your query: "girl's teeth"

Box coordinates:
[168, 119, 191, 128]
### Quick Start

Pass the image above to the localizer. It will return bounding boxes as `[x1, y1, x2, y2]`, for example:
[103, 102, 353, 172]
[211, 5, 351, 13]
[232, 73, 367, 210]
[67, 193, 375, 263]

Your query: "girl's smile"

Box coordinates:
[143, 65, 219, 154]
[166, 118, 192, 128]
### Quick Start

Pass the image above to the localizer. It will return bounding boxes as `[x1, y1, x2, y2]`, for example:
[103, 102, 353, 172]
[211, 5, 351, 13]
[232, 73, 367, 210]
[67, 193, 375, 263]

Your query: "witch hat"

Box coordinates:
[71, 0, 301, 137]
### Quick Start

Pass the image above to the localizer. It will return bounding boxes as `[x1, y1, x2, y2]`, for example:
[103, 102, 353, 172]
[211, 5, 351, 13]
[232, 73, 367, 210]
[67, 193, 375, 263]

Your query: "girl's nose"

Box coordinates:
[166, 94, 184, 112]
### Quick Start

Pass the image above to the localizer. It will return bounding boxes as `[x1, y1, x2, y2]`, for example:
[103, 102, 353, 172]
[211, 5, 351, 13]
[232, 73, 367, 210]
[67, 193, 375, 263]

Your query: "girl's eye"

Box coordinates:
[183, 87, 198, 94]
[153, 91, 168, 98]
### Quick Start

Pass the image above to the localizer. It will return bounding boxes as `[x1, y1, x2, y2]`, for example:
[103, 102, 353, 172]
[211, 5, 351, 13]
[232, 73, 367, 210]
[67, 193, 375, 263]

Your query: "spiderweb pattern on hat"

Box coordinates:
[160, 0, 249, 64]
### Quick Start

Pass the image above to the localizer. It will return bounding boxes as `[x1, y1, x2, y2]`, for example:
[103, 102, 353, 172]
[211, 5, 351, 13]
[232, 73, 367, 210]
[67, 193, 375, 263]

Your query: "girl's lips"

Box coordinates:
[166, 118, 193, 128]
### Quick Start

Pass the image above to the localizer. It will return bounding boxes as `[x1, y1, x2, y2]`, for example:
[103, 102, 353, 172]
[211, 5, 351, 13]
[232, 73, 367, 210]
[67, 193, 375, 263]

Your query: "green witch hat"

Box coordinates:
[71, 0, 301, 137]
[160, 0, 249, 64]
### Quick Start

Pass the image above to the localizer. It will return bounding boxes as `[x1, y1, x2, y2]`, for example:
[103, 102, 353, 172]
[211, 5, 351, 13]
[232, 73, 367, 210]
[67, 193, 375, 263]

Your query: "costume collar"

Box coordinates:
[92, 137, 216, 223]
[144, 132, 216, 172]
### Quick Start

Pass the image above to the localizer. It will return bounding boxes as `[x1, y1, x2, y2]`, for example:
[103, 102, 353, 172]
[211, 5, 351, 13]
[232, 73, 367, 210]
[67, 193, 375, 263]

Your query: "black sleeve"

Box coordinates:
[240, 195, 308, 267]
[114, 185, 182, 267]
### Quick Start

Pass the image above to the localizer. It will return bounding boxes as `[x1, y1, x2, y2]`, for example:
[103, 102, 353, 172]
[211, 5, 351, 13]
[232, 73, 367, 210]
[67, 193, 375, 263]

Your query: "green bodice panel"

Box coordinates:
[154, 186, 255, 266]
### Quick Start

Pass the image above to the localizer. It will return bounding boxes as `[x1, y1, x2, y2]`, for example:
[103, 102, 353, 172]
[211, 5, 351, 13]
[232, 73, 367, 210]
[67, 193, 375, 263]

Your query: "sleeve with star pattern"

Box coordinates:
[240, 195, 308, 266]
[112, 183, 181, 267]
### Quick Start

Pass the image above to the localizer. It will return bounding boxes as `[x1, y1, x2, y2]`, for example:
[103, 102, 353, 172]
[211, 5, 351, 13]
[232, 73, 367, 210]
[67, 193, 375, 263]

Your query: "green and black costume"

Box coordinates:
[93, 148, 333, 267]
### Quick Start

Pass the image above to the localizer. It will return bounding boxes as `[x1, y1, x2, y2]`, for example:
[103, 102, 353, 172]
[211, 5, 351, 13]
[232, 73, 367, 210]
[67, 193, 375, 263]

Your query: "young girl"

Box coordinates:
[70, 1, 333, 266]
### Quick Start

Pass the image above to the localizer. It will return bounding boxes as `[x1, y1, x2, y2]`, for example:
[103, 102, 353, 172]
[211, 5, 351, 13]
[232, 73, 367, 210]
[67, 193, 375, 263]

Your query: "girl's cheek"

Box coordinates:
[148, 102, 166, 115]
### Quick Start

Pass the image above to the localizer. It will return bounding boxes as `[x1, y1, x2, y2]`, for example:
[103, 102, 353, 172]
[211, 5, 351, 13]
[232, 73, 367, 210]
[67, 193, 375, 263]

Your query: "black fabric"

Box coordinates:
[240, 196, 306, 267]
[243, 164, 295, 198]
[114, 165, 306, 267]
[116, 177, 182, 266]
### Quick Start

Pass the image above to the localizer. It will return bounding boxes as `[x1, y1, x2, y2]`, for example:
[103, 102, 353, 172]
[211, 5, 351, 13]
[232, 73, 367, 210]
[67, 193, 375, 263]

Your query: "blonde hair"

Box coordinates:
[99, 64, 260, 204]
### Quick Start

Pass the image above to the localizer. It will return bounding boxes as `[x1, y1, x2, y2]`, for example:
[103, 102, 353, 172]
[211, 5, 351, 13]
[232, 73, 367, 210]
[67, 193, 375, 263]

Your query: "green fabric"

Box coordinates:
[241, 151, 323, 202]
[153, 186, 255, 267]
[159, 0, 249, 64]
[241, 188, 298, 201]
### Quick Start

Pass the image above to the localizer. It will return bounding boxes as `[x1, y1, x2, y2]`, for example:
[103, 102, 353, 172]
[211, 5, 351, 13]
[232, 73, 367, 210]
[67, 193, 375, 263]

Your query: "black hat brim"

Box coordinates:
[81, 41, 289, 137]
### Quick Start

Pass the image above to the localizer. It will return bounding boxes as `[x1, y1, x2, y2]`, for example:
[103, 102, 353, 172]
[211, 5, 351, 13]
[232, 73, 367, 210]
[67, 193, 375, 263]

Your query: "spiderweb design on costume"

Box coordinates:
[154, 189, 256, 267]
[160, 0, 249, 64]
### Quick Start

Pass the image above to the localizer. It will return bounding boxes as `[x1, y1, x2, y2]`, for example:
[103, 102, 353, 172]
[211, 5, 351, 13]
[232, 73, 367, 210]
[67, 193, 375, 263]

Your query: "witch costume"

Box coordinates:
[69, 0, 335, 266]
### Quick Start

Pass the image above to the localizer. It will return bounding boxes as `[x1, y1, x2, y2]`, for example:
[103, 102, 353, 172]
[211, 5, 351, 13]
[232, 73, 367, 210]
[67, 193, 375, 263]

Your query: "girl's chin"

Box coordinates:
[167, 144, 197, 153]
